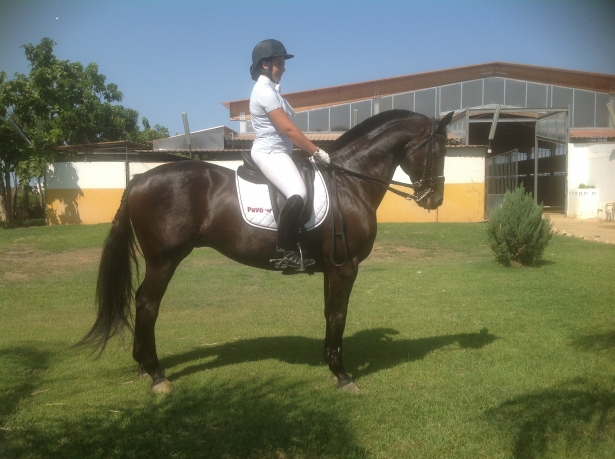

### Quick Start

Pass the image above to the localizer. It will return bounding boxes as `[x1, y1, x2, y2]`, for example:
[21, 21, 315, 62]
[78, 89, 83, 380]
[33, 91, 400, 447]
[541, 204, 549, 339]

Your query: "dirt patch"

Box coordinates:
[0, 246, 101, 281]
[368, 243, 428, 259]
[547, 213, 615, 244]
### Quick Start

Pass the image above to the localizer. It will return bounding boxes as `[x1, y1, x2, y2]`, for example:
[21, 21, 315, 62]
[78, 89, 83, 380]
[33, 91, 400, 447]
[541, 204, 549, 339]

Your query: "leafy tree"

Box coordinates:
[129, 117, 170, 144]
[0, 38, 169, 227]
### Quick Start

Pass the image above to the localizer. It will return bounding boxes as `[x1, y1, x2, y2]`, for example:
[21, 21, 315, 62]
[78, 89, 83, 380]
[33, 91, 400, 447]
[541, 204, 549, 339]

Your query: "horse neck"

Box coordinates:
[336, 119, 428, 181]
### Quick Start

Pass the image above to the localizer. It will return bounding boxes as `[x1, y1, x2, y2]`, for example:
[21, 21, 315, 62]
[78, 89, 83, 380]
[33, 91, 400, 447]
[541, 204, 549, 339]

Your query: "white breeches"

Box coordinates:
[250, 150, 307, 201]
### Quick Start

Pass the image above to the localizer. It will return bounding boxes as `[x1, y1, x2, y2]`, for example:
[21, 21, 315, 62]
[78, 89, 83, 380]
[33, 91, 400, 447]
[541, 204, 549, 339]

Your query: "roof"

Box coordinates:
[223, 62, 615, 120]
[569, 129, 615, 140]
[56, 140, 151, 152]
[232, 132, 343, 142]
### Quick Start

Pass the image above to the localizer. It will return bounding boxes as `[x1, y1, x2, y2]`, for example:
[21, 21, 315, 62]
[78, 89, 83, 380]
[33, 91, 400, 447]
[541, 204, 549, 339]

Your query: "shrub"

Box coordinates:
[486, 187, 552, 266]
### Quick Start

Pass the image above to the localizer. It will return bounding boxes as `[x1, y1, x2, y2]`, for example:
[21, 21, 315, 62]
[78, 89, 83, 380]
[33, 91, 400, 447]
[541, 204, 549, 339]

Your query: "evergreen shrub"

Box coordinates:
[486, 187, 552, 266]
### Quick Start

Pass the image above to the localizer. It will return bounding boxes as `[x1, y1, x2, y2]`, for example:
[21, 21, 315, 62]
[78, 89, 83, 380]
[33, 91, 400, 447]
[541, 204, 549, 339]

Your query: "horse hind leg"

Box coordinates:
[133, 258, 179, 394]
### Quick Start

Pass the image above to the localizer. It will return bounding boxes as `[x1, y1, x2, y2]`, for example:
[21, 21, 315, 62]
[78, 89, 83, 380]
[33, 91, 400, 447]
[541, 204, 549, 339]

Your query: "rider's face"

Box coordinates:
[264, 57, 286, 83]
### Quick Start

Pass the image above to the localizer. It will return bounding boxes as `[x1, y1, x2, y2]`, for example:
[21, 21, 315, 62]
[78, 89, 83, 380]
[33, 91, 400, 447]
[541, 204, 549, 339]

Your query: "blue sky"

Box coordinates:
[1, 0, 614, 137]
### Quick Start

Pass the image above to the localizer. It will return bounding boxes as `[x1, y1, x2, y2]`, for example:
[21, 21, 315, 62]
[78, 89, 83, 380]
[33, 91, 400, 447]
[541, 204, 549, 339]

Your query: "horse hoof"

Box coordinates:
[151, 379, 172, 394]
[338, 381, 360, 394]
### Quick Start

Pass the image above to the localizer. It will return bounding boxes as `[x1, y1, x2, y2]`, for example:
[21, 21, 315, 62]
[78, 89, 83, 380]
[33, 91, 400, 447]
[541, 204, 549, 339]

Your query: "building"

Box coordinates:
[46, 62, 615, 225]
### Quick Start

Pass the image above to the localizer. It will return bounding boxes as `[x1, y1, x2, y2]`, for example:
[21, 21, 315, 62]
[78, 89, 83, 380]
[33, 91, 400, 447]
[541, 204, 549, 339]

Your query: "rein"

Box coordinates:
[325, 118, 444, 266]
[326, 121, 444, 203]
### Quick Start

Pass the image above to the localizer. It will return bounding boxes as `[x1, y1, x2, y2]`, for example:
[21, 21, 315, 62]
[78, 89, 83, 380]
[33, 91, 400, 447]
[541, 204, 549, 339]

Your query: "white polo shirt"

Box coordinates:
[250, 75, 295, 155]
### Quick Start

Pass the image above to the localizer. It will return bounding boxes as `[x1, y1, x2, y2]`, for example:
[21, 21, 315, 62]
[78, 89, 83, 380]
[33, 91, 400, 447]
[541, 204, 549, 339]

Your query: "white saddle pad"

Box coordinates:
[236, 159, 329, 231]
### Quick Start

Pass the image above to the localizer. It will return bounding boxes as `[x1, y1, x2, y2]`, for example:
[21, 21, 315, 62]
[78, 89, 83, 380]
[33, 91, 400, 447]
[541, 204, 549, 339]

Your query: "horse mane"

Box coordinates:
[329, 109, 428, 152]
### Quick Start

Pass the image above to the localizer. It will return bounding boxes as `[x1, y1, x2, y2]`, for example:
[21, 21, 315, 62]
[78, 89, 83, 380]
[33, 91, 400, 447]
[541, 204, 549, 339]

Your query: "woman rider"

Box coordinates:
[249, 39, 330, 269]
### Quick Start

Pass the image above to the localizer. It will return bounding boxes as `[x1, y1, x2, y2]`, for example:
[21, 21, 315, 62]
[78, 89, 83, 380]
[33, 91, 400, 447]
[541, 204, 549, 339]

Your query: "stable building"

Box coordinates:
[223, 62, 615, 220]
[46, 62, 615, 225]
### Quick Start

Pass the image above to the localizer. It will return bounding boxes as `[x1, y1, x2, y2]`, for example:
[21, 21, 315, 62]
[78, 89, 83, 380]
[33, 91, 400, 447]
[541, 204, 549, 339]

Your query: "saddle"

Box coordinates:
[237, 151, 316, 226]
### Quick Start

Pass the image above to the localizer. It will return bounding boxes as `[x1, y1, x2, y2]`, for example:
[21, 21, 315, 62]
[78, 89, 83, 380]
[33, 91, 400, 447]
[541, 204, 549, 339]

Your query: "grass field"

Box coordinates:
[1, 222, 614, 458]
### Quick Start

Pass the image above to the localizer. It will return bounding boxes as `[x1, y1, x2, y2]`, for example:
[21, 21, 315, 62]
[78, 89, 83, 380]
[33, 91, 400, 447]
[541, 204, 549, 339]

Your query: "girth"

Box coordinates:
[237, 151, 316, 226]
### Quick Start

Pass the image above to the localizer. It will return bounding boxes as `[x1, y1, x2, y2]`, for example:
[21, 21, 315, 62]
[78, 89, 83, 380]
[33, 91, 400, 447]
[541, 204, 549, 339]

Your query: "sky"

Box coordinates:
[1, 0, 615, 137]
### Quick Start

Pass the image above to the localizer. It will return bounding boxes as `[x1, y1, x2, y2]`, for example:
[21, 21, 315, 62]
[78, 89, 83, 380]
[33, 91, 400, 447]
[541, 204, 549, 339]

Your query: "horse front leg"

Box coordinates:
[323, 261, 359, 393]
[133, 258, 178, 394]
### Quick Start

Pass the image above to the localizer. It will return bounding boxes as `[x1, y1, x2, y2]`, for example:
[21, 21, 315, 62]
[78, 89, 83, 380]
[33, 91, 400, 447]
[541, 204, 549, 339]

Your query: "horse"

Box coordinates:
[78, 109, 454, 394]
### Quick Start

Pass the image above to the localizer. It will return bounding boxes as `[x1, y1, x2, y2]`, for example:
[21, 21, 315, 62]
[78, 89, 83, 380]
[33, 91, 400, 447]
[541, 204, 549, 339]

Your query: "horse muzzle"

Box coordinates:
[419, 189, 443, 210]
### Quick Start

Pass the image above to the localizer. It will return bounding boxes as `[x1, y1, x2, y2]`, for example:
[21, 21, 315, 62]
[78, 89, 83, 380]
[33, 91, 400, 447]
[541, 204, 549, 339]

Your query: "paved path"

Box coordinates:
[546, 213, 615, 244]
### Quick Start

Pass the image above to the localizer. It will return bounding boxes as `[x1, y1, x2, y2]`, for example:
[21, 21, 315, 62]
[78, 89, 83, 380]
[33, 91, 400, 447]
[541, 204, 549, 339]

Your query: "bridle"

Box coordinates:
[324, 117, 446, 266]
[325, 118, 445, 203]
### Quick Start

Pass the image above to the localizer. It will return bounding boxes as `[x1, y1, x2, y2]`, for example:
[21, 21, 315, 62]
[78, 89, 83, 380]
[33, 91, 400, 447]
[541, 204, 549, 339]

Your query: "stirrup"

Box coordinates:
[270, 246, 315, 271]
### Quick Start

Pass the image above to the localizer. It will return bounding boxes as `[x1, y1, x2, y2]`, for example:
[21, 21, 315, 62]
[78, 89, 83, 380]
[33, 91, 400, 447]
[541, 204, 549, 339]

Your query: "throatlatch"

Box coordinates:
[271, 195, 315, 271]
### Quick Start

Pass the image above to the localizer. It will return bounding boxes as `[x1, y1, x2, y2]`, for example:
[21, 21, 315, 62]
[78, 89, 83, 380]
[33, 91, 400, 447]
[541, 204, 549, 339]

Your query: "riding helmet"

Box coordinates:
[250, 39, 294, 81]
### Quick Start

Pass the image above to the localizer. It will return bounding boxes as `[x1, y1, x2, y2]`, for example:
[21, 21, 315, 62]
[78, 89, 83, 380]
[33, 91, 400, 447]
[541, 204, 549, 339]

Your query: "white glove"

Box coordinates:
[313, 148, 330, 165]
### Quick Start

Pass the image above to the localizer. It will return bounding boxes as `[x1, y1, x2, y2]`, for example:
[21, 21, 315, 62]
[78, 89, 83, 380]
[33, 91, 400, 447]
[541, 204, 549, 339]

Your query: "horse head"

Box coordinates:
[400, 111, 453, 210]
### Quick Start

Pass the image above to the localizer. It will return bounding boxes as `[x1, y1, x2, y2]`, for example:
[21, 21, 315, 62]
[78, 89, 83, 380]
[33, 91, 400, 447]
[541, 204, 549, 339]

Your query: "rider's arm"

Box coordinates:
[268, 108, 318, 158]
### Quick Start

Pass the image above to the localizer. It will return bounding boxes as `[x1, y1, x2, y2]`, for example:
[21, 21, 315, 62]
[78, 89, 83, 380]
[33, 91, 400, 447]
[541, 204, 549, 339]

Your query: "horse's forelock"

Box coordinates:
[329, 110, 428, 152]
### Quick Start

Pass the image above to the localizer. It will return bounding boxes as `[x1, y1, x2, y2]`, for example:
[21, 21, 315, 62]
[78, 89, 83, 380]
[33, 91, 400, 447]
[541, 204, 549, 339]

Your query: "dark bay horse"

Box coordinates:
[79, 109, 453, 394]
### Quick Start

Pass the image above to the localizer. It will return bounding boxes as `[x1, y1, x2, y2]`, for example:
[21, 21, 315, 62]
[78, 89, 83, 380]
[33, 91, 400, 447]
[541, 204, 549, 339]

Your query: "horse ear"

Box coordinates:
[438, 111, 454, 131]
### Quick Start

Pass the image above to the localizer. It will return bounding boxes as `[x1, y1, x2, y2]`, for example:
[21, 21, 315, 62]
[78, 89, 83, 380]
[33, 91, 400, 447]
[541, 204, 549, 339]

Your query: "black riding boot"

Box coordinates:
[277, 195, 315, 269]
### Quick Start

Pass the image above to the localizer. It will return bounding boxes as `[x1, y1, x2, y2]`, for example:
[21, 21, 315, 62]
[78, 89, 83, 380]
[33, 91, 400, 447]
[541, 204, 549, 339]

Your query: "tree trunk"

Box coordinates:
[37, 176, 44, 209]
[0, 174, 6, 224]
[12, 172, 19, 221]
[3, 169, 14, 228]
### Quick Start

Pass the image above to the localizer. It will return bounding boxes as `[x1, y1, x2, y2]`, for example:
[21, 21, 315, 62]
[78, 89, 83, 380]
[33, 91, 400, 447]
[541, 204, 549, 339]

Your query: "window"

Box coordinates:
[415, 88, 436, 118]
[462, 80, 482, 109]
[441, 83, 461, 112]
[351, 100, 372, 126]
[330, 104, 350, 131]
[393, 92, 414, 111]
[595, 93, 611, 128]
[293, 111, 308, 131]
[378, 96, 393, 113]
[552, 86, 573, 109]
[505, 79, 526, 107]
[527, 83, 548, 108]
[484, 77, 504, 106]
[573, 89, 595, 128]
[308, 108, 329, 132]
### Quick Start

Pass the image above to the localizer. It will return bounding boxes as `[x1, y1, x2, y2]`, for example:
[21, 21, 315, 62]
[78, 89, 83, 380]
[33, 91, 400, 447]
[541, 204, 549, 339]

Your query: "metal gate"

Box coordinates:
[486, 149, 520, 217]
[485, 109, 569, 217]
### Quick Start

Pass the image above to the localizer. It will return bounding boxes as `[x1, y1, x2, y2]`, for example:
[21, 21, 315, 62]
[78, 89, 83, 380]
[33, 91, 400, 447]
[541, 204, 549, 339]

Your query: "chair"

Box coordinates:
[605, 202, 614, 222]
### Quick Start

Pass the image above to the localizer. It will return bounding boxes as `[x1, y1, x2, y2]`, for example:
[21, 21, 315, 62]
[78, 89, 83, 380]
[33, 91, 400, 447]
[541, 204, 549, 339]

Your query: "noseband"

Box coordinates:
[405, 118, 446, 202]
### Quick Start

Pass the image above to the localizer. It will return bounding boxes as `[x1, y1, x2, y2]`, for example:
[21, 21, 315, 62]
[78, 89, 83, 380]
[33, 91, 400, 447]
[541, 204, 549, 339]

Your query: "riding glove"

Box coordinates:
[313, 148, 330, 165]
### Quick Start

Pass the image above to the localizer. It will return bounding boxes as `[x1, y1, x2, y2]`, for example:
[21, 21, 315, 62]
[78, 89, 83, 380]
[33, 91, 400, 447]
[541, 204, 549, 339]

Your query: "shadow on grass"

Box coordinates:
[162, 328, 497, 382]
[2, 379, 367, 459]
[0, 345, 53, 425]
[486, 378, 615, 459]
[571, 331, 615, 352]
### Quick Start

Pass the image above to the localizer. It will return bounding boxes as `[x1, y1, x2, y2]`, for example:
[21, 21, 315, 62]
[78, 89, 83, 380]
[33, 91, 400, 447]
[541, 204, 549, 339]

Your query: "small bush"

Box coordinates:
[486, 187, 552, 266]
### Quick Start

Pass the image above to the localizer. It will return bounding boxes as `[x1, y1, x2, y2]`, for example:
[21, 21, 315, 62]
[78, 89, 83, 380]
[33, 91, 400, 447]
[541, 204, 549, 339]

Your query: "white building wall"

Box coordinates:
[47, 162, 126, 189]
[129, 162, 169, 181]
[568, 142, 615, 216]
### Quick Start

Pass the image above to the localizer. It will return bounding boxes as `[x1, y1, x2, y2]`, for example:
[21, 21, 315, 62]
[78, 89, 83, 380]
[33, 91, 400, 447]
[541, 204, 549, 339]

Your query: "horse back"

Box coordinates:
[127, 160, 239, 257]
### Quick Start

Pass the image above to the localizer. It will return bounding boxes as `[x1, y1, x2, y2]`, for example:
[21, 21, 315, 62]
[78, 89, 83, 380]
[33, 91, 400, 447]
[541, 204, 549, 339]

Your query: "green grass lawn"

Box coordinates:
[1, 222, 614, 458]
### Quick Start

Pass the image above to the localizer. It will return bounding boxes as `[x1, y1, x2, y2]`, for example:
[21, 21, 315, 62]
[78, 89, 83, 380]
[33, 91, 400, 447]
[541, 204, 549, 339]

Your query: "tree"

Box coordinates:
[486, 187, 552, 266]
[0, 38, 169, 227]
[129, 117, 170, 144]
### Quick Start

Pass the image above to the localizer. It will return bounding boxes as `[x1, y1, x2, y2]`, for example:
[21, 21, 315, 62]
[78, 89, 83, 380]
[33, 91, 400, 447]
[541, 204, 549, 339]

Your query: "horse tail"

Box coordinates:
[76, 179, 139, 353]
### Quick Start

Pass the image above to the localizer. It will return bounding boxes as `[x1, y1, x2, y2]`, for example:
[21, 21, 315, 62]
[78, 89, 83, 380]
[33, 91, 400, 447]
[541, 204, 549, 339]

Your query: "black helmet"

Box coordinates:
[250, 39, 294, 81]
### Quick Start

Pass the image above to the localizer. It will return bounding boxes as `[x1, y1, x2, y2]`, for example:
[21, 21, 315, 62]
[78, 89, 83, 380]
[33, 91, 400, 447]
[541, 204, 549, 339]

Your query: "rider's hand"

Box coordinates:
[313, 148, 330, 165]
